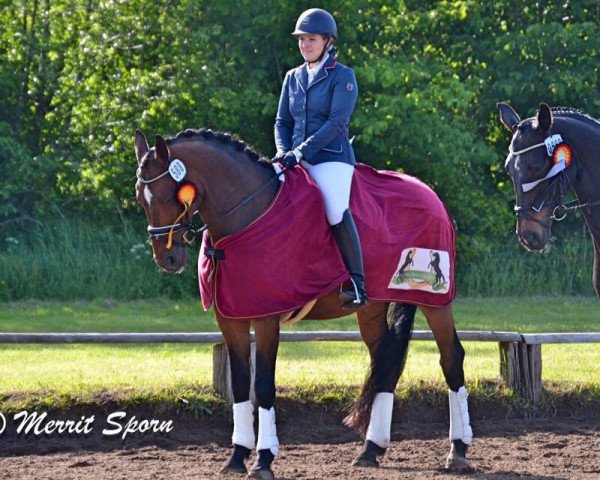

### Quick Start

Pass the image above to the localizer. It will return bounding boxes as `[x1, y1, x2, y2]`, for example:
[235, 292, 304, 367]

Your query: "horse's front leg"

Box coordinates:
[248, 316, 280, 480]
[216, 314, 254, 475]
[420, 304, 473, 473]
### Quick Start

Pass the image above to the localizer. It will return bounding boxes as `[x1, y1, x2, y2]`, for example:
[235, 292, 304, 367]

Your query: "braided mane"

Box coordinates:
[551, 107, 600, 129]
[166, 128, 272, 168]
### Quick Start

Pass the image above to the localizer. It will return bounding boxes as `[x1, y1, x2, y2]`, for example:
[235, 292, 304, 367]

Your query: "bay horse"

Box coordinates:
[498, 102, 600, 297]
[134, 129, 473, 478]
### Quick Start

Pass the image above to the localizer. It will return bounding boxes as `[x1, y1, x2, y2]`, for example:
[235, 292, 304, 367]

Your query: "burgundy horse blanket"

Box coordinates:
[199, 163, 455, 319]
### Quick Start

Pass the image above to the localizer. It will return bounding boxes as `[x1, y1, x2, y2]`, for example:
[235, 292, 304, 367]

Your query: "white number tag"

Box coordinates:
[544, 134, 563, 156]
[169, 159, 187, 182]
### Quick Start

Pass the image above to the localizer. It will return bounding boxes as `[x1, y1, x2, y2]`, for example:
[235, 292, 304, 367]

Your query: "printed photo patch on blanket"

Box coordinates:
[388, 248, 451, 294]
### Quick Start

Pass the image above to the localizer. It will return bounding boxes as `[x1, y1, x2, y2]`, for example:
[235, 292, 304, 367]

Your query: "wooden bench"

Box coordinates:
[1, 331, 599, 403]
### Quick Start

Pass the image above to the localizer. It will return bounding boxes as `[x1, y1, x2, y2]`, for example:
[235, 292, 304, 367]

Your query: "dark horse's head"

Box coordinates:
[134, 131, 197, 273]
[498, 103, 579, 252]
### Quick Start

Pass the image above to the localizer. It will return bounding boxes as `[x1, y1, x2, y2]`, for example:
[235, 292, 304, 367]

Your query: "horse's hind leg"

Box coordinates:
[347, 302, 416, 468]
[248, 316, 280, 480]
[420, 304, 473, 473]
[216, 314, 253, 475]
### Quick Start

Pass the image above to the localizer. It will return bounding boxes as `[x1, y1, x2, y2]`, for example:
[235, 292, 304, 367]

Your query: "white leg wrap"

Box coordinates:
[365, 392, 394, 448]
[256, 406, 279, 456]
[448, 386, 473, 445]
[232, 400, 255, 449]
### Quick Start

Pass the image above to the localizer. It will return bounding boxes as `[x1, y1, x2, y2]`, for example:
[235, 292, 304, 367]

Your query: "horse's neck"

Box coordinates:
[185, 141, 278, 241]
[583, 209, 600, 297]
[561, 117, 600, 243]
[582, 209, 600, 242]
[563, 118, 600, 200]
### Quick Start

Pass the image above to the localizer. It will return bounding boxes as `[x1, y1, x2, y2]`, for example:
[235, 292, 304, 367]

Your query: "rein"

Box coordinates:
[137, 162, 286, 246]
[551, 199, 600, 221]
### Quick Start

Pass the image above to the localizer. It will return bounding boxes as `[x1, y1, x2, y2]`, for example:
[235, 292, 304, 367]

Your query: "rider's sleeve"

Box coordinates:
[274, 72, 294, 155]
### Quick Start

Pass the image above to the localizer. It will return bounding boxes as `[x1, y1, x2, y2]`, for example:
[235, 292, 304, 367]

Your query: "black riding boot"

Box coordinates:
[332, 209, 368, 308]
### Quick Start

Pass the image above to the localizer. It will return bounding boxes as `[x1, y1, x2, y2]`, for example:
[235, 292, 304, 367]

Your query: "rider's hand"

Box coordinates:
[270, 152, 285, 163]
[282, 151, 300, 169]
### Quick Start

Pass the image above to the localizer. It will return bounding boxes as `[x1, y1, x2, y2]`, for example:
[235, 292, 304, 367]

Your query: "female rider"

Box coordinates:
[274, 8, 367, 308]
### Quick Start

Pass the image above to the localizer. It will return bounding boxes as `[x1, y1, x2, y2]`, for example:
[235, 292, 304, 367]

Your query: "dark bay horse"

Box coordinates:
[498, 103, 600, 297]
[134, 129, 473, 478]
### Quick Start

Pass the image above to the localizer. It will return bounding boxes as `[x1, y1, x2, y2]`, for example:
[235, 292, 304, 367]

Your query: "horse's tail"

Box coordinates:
[343, 302, 416, 438]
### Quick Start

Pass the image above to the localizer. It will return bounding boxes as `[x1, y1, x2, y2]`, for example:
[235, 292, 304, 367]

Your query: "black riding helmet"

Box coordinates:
[292, 8, 337, 39]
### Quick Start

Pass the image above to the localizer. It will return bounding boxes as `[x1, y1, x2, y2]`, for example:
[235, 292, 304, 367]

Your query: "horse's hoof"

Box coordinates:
[352, 455, 379, 468]
[445, 440, 473, 473]
[220, 444, 251, 476]
[445, 453, 473, 473]
[247, 449, 275, 480]
[246, 467, 275, 480]
[219, 458, 248, 476]
[219, 465, 248, 476]
[351, 440, 385, 468]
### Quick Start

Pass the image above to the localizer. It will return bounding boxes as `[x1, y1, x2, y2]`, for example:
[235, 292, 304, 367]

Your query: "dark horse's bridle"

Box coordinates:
[507, 133, 600, 228]
[509, 131, 571, 229]
[137, 158, 285, 247]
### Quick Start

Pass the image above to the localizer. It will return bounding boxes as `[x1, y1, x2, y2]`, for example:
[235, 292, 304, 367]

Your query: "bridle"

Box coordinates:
[509, 133, 576, 228]
[137, 159, 201, 247]
[137, 158, 285, 248]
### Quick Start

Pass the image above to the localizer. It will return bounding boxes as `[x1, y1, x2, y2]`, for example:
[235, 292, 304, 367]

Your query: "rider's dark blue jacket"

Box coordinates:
[274, 54, 358, 165]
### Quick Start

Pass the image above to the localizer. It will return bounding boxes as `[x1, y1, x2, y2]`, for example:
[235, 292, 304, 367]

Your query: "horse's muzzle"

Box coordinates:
[152, 242, 188, 273]
[517, 229, 547, 252]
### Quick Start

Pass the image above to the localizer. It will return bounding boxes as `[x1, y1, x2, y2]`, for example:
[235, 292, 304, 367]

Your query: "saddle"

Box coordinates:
[199, 163, 455, 319]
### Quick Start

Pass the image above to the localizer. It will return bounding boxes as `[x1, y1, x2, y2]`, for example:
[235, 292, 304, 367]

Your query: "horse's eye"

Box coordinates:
[524, 154, 548, 176]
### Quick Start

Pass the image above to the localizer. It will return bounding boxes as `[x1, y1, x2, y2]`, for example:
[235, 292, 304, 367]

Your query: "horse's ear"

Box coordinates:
[154, 135, 170, 164]
[497, 102, 520, 132]
[537, 103, 553, 132]
[134, 130, 149, 165]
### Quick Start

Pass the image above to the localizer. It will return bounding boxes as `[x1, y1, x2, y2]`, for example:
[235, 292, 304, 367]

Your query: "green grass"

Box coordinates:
[0, 299, 215, 332]
[0, 297, 598, 410]
[457, 228, 595, 297]
[0, 218, 200, 301]
[0, 218, 597, 301]
[3, 296, 599, 333]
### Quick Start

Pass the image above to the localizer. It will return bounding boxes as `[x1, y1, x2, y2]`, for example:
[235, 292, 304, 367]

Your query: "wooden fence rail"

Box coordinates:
[0, 330, 522, 343]
[1, 331, 599, 403]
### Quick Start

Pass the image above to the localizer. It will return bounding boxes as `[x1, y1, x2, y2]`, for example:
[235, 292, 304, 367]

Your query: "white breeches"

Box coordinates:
[301, 161, 355, 225]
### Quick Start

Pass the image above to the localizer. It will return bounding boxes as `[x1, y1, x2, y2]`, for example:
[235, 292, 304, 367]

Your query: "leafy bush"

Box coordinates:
[1, 0, 599, 284]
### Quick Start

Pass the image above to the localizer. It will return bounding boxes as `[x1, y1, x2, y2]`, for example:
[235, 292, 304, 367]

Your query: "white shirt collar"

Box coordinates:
[306, 54, 330, 83]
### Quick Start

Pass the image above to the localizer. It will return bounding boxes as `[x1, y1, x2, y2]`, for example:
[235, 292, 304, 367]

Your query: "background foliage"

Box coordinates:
[1, 0, 599, 299]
